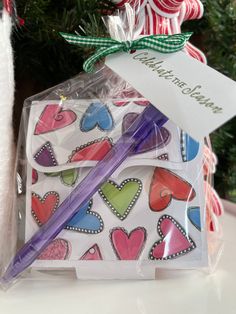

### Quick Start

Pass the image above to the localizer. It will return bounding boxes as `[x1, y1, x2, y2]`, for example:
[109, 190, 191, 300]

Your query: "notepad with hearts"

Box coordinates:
[25, 99, 208, 279]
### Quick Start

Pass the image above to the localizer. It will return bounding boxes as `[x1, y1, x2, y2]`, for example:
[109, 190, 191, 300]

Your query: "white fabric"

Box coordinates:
[0, 10, 15, 269]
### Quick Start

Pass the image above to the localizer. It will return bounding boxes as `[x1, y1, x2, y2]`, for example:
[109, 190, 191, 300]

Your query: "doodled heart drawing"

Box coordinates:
[80, 103, 114, 132]
[111, 227, 146, 260]
[149, 215, 196, 260]
[69, 138, 113, 163]
[32, 192, 60, 226]
[188, 207, 201, 231]
[80, 244, 103, 260]
[34, 142, 58, 167]
[99, 178, 142, 220]
[112, 101, 129, 107]
[46, 169, 79, 187]
[133, 100, 150, 106]
[65, 200, 104, 234]
[34, 104, 77, 135]
[38, 238, 71, 260]
[112, 100, 149, 107]
[122, 113, 171, 154]
[32, 169, 38, 184]
[180, 131, 200, 162]
[60, 168, 79, 187]
[149, 168, 196, 212]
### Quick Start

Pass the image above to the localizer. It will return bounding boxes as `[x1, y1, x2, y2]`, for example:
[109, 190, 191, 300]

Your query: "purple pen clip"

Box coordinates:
[1, 104, 168, 285]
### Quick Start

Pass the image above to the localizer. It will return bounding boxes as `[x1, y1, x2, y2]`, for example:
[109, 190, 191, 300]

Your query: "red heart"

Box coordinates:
[34, 104, 77, 135]
[32, 192, 59, 226]
[149, 168, 196, 212]
[38, 238, 71, 260]
[111, 227, 146, 260]
[149, 215, 196, 260]
[69, 138, 113, 163]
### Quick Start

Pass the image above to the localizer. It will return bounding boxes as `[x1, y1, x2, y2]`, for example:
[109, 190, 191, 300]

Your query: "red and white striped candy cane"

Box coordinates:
[170, 1, 206, 64]
[170, 14, 207, 63]
[204, 143, 223, 232]
[205, 181, 224, 231]
[178, 0, 204, 24]
[148, 0, 184, 18]
[203, 145, 218, 176]
[113, 0, 185, 18]
[113, 0, 147, 9]
[141, 4, 172, 35]
[185, 42, 207, 63]
[113, 1, 204, 36]
[111, 0, 179, 35]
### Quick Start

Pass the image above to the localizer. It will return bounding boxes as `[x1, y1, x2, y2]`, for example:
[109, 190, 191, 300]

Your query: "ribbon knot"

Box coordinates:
[60, 32, 192, 73]
[123, 40, 133, 52]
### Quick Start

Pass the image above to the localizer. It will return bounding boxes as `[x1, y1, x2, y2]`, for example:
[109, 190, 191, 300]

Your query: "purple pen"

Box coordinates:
[1, 105, 168, 284]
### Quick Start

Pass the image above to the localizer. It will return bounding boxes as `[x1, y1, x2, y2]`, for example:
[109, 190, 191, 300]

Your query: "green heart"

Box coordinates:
[45, 169, 79, 187]
[60, 169, 79, 187]
[99, 179, 142, 220]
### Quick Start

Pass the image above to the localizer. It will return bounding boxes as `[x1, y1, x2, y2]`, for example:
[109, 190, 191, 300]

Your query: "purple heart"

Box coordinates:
[34, 142, 58, 167]
[122, 113, 171, 154]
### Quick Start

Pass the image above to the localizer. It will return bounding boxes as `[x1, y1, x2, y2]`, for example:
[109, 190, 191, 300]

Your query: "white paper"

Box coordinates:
[106, 50, 236, 140]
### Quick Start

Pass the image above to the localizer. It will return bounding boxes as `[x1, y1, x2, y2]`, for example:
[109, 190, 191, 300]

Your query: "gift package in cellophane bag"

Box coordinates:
[1, 0, 230, 289]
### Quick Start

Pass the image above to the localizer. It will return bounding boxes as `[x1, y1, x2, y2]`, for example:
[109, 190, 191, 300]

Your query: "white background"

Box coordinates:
[0, 211, 236, 314]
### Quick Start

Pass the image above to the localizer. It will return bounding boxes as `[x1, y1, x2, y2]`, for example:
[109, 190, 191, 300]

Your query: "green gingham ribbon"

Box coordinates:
[60, 32, 192, 73]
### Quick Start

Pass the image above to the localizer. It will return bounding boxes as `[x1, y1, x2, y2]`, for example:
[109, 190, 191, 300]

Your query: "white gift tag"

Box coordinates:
[106, 50, 236, 140]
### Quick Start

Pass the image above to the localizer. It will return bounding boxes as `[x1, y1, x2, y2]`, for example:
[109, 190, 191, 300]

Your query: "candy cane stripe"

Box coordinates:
[150, 0, 184, 17]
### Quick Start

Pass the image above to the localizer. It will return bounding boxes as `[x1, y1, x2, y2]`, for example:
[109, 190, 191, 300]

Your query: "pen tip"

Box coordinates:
[0, 267, 16, 287]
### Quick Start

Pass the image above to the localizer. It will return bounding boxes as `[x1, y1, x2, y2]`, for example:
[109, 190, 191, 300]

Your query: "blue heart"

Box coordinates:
[188, 207, 201, 231]
[181, 131, 200, 162]
[65, 201, 104, 234]
[81, 103, 114, 132]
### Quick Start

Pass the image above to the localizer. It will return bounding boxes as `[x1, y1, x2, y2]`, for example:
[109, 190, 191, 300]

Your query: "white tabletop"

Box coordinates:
[0, 212, 236, 314]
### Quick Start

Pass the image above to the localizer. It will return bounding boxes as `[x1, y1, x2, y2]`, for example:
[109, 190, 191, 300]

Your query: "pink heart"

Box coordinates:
[150, 215, 196, 260]
[111, 227, 146, 260]
[80, 244, 103, 261]
[133, 100, 150, 106]
[34, 104, 77, 135]
[32, 169, 38, 185]
[113, 101, 130, 107]
[38, 238, 71, 260]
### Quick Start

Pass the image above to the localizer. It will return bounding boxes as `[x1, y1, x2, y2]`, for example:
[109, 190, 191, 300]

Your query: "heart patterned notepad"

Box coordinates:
[25, 99, 208, 279]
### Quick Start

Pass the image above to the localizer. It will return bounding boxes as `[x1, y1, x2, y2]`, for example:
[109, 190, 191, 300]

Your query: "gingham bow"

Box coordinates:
[60, 32, 192, 72]
[112, 0, 205, 63]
